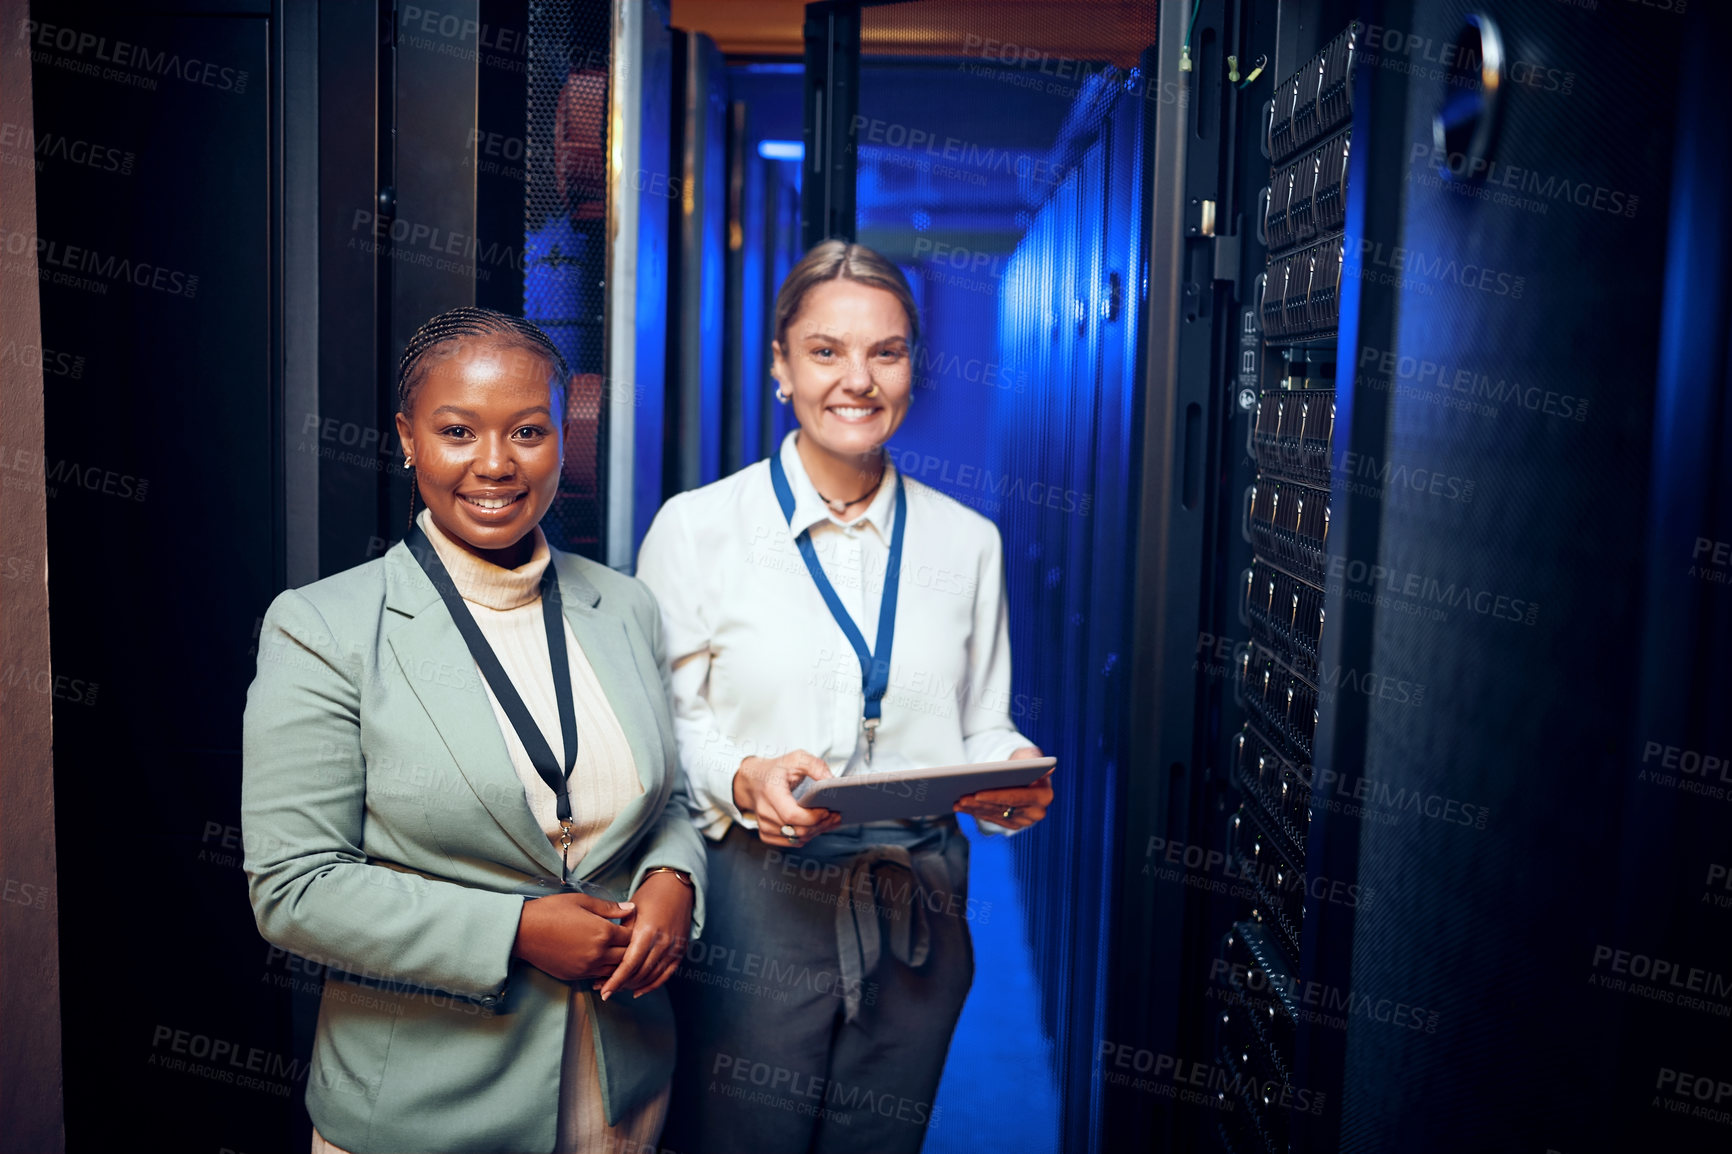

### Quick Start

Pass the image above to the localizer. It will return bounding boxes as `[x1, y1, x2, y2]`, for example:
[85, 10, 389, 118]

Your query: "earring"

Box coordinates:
[773, 386, 791, 405]
[404, 455, 413, 469]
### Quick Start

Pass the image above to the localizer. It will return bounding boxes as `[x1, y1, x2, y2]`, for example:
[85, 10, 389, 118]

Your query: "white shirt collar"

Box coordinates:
[776, 430, 900, 542]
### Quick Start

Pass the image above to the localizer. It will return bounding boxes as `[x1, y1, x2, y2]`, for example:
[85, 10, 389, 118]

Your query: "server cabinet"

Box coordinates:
[26, 3, 291, 1150]
[1223, 18, 1365, 1153]
[1330, 2, 1707, 1149]
[1106, 0, 1267, 1149]
[666, 29, 728, 496]
[599, 0, 673, 565]
[991, 80, 1153, 1154]
[715, 61, 807, 474]
[1112, 0, 1730, 1151]
[523, 0, 611, 558]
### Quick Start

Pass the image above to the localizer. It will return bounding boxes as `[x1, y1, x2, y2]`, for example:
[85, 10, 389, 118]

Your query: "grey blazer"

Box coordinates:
[241, 537, 707, 1154]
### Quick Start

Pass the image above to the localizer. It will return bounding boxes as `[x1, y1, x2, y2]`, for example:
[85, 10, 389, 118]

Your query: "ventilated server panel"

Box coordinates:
[524, 1, 611, 556]
[1218, 22, 1358, 1154]
[1258, 22, 1357, 344]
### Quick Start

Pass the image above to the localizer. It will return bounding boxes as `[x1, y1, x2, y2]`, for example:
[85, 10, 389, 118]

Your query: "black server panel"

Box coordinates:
[1211, 23, 1359, 1154]
[1171, 1, 1729, 1150]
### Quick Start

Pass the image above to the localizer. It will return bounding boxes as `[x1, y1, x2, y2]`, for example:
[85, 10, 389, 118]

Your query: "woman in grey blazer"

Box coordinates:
[242, 307, 706, 1154]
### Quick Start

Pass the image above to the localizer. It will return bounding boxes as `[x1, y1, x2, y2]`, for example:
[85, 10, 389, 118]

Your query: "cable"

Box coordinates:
[1180, 0, 1202, 71]
[1238, 53, 1268, 88]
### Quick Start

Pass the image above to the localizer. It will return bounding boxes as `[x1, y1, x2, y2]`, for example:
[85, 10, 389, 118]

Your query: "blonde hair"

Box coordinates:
[773, 240, 921, 348]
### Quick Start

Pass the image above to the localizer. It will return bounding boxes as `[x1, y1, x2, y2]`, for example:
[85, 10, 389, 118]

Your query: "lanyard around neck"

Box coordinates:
[405, 523, 579, 824]
[769, 452, 907, 730]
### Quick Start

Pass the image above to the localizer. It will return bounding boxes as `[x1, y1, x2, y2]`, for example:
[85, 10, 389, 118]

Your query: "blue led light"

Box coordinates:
[757, 139, 805, 161]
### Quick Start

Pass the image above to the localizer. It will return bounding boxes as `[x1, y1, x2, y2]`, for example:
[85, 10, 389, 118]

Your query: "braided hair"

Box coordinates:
[397, 306, 571, 531]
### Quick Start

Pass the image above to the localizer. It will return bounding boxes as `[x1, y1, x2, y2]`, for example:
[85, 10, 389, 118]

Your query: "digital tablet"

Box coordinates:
[789, 757, 1056, 825]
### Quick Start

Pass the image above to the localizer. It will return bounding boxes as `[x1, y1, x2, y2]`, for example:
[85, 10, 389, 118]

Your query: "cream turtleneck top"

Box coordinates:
[311, 509, 666, 1154]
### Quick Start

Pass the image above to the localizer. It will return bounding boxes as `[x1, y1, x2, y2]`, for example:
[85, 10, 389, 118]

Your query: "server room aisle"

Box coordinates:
[925, 817, 1063, 1154]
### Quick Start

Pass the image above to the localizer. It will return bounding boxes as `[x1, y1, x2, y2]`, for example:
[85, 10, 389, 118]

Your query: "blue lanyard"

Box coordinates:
[769, 452, 907, 743]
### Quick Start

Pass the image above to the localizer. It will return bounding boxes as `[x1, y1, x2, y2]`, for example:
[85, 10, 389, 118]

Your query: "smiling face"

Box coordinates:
[771, 278, 914, 462]
[394, 338, 564, 566]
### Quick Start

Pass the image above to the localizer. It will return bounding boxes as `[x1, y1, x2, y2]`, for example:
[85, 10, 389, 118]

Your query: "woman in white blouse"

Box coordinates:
[637, 240, 1054, 1154]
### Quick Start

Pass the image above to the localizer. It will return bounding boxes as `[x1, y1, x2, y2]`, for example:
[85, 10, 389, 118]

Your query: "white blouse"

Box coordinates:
[636, 430, 1032, 840]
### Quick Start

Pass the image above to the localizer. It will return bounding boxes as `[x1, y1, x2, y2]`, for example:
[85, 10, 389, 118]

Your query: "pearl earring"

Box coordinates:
[404, 456, 413, 469]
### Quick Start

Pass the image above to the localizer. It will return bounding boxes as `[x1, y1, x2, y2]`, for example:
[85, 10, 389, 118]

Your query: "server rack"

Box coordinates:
[990, 79, 1153, 1152]
[1214, 22, 1358, 1154]
[667, 29, 729, 496]
[1112, 1, 1727, 1150]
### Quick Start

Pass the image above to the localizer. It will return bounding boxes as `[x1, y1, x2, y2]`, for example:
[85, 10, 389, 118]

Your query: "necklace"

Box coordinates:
[813, 462, 886, 514]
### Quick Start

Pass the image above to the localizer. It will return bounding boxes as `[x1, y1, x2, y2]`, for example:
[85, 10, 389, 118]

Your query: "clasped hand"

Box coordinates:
[511, 871, 693, 1000]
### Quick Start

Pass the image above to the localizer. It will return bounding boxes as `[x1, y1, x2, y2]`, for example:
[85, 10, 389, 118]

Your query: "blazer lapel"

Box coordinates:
[552, 556, 668, 880]
[382, 544, 564, 879]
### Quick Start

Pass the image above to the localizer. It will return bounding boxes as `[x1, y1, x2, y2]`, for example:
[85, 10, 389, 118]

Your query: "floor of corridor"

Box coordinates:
[924, 817, 1062, 1154]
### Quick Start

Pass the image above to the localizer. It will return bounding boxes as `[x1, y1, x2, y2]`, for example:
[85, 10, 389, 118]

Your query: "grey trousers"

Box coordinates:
[664, 818, 975, 1154]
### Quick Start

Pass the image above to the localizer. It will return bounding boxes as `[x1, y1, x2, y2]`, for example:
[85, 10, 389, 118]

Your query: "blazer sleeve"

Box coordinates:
[624, 578, 710, 939]
[241, 587, 526, 1006]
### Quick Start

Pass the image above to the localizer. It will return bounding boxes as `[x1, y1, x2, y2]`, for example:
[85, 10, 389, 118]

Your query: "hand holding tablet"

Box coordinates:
[790, 755, 1057, 826]
[733, 750, 846, 847]
[952, 744, 1053, 831]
